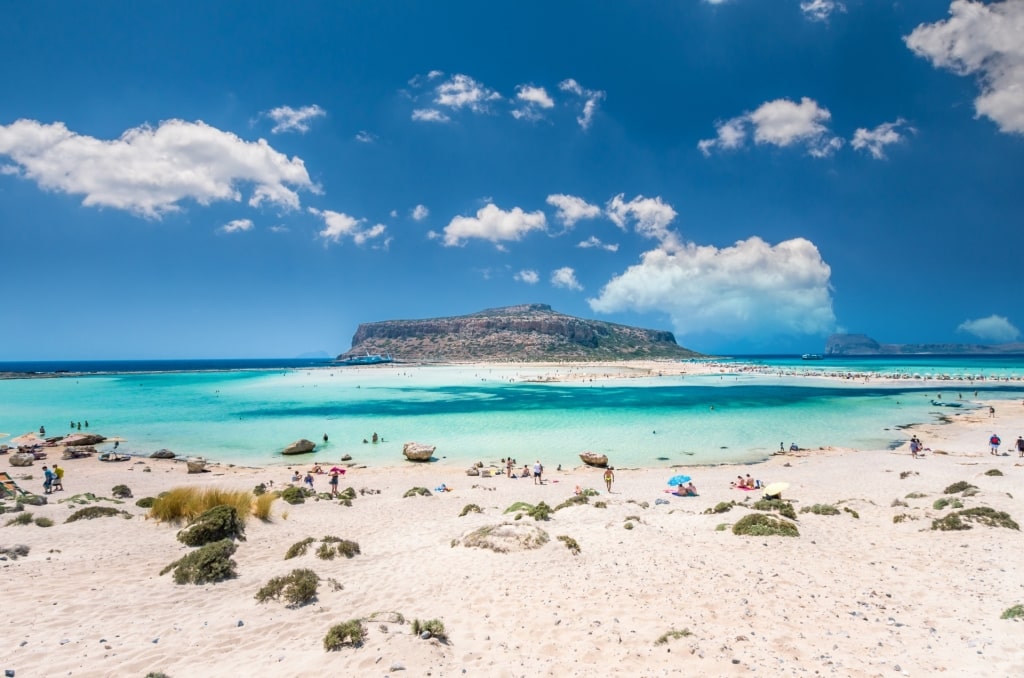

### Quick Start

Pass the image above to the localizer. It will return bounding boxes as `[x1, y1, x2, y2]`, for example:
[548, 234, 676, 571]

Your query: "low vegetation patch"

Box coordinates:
[280, 486, 306, 505]
[317, 537, 361, 560]
[323, 620, 366, 650]
[905, 492, 927, 499]
[150, 487, 254, 522]
[557, 534, 581, 555]
[285, 537, 315, 560]
[5, 512, 34, 527]
[0, 544, 30, 559]
[751, 498, 797, 521]
[34, 517, 53, 527]
[655, 628, 692, 645]
[843, 507, 860, 519]
[893, 513, 917, 524]
[932, 507, 1019, 531]
[704, 501, 737, 514]
[581, 487, 600, 497]
[255, 568, 319, 607]
[160, 539, 238, 584]
[732, 513, 799, 537]
[177, 505, 246, 547]
[66, 506, 131, 523]
[459, 503, 482, 517]
[136, 497, 156, 508]
[1001, 604, 1024, 619]
[985, 469, 1004, 477]
[411, 618, 447, 641]
[944, 481, 977, 495]
[528, 501, 552, 521]
[111, 484, 133, 499]
[800, 504, 840, 516]
[252, 492, 276, 520]
[404, 487, 432, 498]
[593, 500, 607, 509]
[933, 497, 963, 511]
[254, 483, 267, 496]
[457, 523, 549, 553]
[554, 495, 589, 511]
[337, 487, 357, 507]
[891, 499, 909, 507]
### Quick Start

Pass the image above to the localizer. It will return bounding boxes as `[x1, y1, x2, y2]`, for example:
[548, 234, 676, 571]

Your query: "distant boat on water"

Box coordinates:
[801, 354, 824, 360]
[336, 352, 394, 366]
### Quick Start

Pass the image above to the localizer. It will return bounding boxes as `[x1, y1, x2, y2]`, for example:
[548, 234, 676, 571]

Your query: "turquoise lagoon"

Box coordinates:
[1, 356, 1022, 469]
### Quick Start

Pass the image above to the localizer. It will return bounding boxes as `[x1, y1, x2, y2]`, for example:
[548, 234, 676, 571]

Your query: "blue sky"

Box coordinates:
[2, 0, 1022, 359]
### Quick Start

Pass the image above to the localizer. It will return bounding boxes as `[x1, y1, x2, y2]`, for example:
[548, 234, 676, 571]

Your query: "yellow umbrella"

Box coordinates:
[762, 482, 789, 499]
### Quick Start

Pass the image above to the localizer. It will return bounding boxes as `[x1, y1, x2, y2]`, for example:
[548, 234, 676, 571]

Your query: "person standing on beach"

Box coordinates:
[329, 471, 339, 497]
[1016, 436, 1024, 458]
[533, 460, 543, 485]
[506, 457, 513, 478]
[603, 466, 615, 492]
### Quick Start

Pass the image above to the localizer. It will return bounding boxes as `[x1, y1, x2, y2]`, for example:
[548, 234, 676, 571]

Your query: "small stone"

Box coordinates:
[732, 659, 741, 664]
[420, 631, 432, 640]
[237, 620, 244, 627]
[59, 639, 70, 645]
[390, 662, 405, 671]
[151, 638, 159, 644]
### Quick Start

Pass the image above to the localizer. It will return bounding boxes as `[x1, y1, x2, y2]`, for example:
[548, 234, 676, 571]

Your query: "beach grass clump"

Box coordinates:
[459, 503, 482, 517]
[705, 501, 737, 514]
[944, 481, 977, 495]
[111, 484, 133, 499]
[176, 505, 246, 547]
[581, 487, 600, 497]
[66, 506, 131, 522]
[931, 507, 1019, 531]
[404, 487, 432, 498]
[5, 512, 34, 527]
[0, 544, 30, 559]
[800, 504, 840, 516]
[843, 507, 860, 519]
[160, 538, 237, 584]
[528, 501, 552, 521]
[554, 495, 589, 511]
[557, 534, 581, 555]
[1001, 604, 1024, 619]
[593, 500, 607, 509]
[891, 499, 909, 507]
[715, 523, 730, 531]
[323, 619, 366, 650]
[752, 498, 798, 521]
[732, 513, 799, 537]
[655, 628, 692, 645]
[252, 492, 277, 520]
[316, 537, 361, 560]
[33, 517, 53, 527]
[144, 673, 170, 678]
[504, 501, 534, 514]
[985, 469, 1004, 477]
[905, 492, 927, 499]
[253, 483, 267, 496]
[136, 497, 156, 509]
[149, 487, 254, 523]
[458, 523, 550, 553]
[623, 521, 634, 530]
[337, 486, 357, 507]
[285, 537, 315, 560]
[893, 513, 917, 524]
[933, 497, 963, 511]
[255, 568, 319, 607]
[279, 486, 306, 505]
[411, 618, 447, 641]
[626, 499, 650, 509]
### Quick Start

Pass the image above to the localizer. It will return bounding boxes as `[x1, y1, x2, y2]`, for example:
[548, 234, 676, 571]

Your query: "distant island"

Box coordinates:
[338, 303, 702, 363]
[826, 333, 1024, 356]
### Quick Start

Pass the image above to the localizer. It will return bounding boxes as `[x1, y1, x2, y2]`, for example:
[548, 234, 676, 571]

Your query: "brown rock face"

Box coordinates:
[339, 304, 701, 363]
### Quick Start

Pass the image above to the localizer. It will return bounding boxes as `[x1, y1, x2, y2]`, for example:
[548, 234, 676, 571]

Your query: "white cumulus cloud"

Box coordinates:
[309, 208, 387, 246]
[558, 78, 606, 130]
[355, 130, 377, 143]
[606, 194, 680, 246]
[435, 74, 502, 113]
[957, 314, 1021, 342]
[589, 236, 835, 338]
[0, 119, 315, 218]
[546, 194, 601, 227]
[266, 105, 326, 134]
[699, 97, 843, 157]
[512, 85, 555, 120]
[411, 204, 429, 221]
[442, 203, 547, 247]
[578, 235, 619, 252]
[515, 269, 540, 284]
[801, 0, 845, 22]
[412, 108, 451, 123]
[551, 267, 583, 291]
[219, 218, 253, 234]
[851, 119, 912, 159]
[906, 0, 1024, 135]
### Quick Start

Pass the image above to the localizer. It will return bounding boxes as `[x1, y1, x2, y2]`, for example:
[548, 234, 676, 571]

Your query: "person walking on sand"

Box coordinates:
[989, 433, 1001, 455]
[53, 464, 64, 491]
[603, 466, 615, 492]
[533, 460, 543, 485]
[1016, 436, 1024, 458]
[42, 466, 55, 494]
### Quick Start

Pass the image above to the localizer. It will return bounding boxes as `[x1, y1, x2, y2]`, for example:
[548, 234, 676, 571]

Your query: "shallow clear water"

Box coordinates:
[2, 357, 1022, 469]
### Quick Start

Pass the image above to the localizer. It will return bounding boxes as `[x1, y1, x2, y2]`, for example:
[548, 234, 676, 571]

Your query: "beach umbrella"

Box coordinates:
[667, 474, 691, 486]
[329, 467, 346, 475]
[762, 481, 789, 498]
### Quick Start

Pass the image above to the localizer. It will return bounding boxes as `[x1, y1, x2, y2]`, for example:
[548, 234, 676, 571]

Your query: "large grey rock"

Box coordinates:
[61, 433, 107, 447]
[579, 451, 609, 467]
[150, 449, 176, 459]
[282, 439, 316, 455]
[402, 442, 436, 462]
[9, 452, 35, 467]
[186, 457, 207, 474]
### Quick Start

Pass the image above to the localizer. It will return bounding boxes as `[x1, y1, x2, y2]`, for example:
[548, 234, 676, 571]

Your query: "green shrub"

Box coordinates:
[557, 535, 581, 555]
[715, 523, 729, 531]
[285, 537, 315, 560]
[593, 501, 607, 509]
[176, 505, 246, 547]
[554, 495, 589, 511]
[411, 618, 447, 641]
[704, 501, 736, 514]
[752, 498, 797, 521]
[931, 513, 969, 531]
[136, 497, 156, 508]
[933, 497, 963, 511]
[324, 620, 365, 650]
[905, 492, 927, 499]
[581, 488, 600, 497]
[66, 506, 131, 523]
[459, 503, 482, 517]
[623, 522, 634, 530]
[34, 517, 53, 527]
[111, 484, 132, 499]
[254, 483, 267, 496]
[403, 487, 432, 498]
[160, 539, 238, 584]
[985, 469, 1004, 477]
[504, 501, 534, 514]
[280, 486, 306, 505]
[528, 502, 552, 521]
[956, 507, 1019, 530]
[893, 513, 916, 524]
[843, 507, 860, 519]
[732, 513, 799, 537]
[655, 628, 692, 645]
[800, 504, 840, 516]
[944, 481, 977, 495]
[5, 512, 33, 526]
[255, 568, 319, 607]
[317, 537, 361, 560]
[1001, 604, 1024, 619]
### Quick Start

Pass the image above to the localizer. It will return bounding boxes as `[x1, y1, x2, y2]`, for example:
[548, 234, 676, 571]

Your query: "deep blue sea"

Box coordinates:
[2, 355, 1022, 469]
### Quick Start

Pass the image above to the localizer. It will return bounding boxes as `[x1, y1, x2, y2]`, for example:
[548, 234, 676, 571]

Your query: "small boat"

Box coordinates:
[801, 354, 824, 360]
[337, 352, 394, 366]
[931, 400, 963, 408]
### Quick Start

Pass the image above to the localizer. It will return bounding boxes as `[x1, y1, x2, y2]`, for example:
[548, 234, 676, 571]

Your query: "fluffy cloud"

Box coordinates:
[266, 105, 326, 134]
[801, 0, 845, 21]
[355, 130, 377, 143]
[699, 97, 843, 157]
[435, 74, 502, 113]
[515, 269, 540, 284]
[558, 79, 606, 130]
[589, 236, 835, 338]
[411, 204, 429, 221]
[412, 109, 450, 123]
[851, 119, 912, 159]
[546, 194, 601, 227]
[551, 267, 583, 291]
[906, 0, 1024, 135]
[309, 208, 387, 246]
[578, 235, 619, 252]
[219, 218, 253, 234]
[957, 314, 1021, 342]
[0, 118, 315, 217]
[512, 85, 555, 120]
[442, 203, 547, 247]
[606, 194, 679, 245]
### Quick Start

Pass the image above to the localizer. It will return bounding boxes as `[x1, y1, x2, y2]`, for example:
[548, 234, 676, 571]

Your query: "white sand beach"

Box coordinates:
[3, 396, 1024, 677]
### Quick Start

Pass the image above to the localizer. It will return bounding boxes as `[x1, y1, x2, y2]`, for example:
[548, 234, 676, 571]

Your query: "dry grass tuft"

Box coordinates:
[149, 487, 255, 524]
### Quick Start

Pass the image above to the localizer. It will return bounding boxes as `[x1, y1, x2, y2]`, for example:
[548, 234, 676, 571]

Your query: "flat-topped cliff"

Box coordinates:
[826, 333, 1024, 355]
[339, 304, 701, 363]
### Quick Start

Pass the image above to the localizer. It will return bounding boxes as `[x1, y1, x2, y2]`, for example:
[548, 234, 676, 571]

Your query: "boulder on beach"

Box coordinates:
[9, 452, 35, 467]
[186, 457, 208, 474]
[282, 439, 317, 455]
[579, 451, 609, 467]
[150, 449, 176, 459]
[465, 467, 480, 476]
[61, 433, 107, 447]
[402, 442, 436, 462]
[340, 454, 352, 461]
[63, 446, 96, 459]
